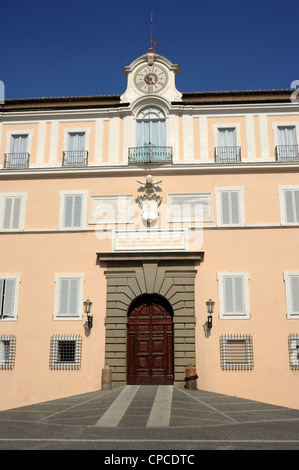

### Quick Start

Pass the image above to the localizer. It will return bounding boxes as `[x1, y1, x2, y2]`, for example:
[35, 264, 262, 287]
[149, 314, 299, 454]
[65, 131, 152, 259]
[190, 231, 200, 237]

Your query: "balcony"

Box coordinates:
[215, 146, 241, 163]
[128, 144, 173, 164]
[275, 145, 299, 161]
[4, 153, 30, 169]
[62, 150, 88, 167]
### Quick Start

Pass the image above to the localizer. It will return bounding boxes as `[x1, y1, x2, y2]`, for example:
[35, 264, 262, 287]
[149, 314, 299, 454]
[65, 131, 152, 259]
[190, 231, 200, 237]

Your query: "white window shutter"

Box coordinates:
[221, 192, 230, 224]
[73, 195, 82, 227]
[234, 276, 245, 313]
[223, 275, 245, 315]
[224, 277, 234, 313]
[0, 279, 4, 314]
[2, 279, 16, 317]
[3, 197, 21, 229]
[58, 278, 80, 316]
[290, 275, 299, 314]
[59, 279, 70, 315]
[284, 189, 299, 223]
[69, 279, 79, 315]
[220, 191, 240, 225]
[230, 191, 240, 224]
[63, 195, 82, 228]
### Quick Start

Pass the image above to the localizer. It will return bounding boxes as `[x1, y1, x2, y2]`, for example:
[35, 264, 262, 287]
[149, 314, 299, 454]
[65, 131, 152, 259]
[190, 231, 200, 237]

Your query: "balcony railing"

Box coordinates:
[4, 153, 30, 168]
[62, 150, 88, 167]
[275, 145, 299, 161]
[128, 144, 173, 164]
[215, 146, 241, 163]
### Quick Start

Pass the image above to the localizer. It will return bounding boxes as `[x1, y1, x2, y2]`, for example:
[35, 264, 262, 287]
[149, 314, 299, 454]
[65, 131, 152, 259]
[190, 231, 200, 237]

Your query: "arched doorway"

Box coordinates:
[127, 294, 174, 385]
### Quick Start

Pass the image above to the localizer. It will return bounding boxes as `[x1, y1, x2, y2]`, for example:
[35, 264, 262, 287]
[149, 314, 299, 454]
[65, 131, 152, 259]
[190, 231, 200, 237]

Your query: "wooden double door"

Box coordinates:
[127, 295, 174, 385]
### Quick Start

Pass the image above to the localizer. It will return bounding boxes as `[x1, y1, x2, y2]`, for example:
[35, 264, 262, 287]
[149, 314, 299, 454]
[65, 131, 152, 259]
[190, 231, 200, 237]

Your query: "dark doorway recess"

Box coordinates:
[127, 294, 174, 385]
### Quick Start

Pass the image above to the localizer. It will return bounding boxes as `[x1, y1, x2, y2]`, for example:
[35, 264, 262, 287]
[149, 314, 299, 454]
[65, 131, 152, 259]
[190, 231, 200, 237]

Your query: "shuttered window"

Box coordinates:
[54, 274, 84, 319]
[2, 196, 22, 229]
[58, 278, 80, 317]
[283, 189, 299, 224]
[0, 278, 16, 318]
[220, 190, 240, 225]
[284, 272, 299, 318]
[63, 194, 83, 228]
[218, 272, 250, 319]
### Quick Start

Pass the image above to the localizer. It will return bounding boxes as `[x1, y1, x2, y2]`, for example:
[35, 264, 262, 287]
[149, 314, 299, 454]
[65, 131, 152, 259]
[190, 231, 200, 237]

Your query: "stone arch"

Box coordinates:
[98, 252, 203, 386]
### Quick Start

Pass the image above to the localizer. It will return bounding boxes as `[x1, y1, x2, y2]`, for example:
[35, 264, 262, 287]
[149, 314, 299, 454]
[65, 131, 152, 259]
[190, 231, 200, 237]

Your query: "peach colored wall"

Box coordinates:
[0, 171, 298, 411]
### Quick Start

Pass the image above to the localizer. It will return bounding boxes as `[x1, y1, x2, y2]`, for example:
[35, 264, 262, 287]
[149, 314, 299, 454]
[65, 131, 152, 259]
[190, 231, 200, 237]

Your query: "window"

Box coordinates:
[288, 334, 299, 370]
[0, 193, 27, 230]
[59, 191, 87, 229]
[6, 134, 29, 168]
[277, 126, 298, 160]
[0, 335, 16, 370]
[216, 128, 240, 162]
[0, 275, 21, 320]
[217, 272, 250, 319]
[168, 193, 213, 223]
[54, 274, 84, 319]
[136, 107, 166, 147]
[284, 272, 299, 318]
[279, 187, 299, 224]
[50, 335, 82, 370]
[220, 334, 253, 371]
[215, 187, 245, 226]
[63, 132, 87, 166]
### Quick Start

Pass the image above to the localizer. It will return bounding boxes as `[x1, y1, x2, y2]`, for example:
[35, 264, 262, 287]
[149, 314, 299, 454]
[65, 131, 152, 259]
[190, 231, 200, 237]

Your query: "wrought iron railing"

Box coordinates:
[4, 153, 30, 168]
[214, 146, 241, 163]
[62, 150, 88, 167]
[275, 145, 299, 161]
[128, 144, 173, 163]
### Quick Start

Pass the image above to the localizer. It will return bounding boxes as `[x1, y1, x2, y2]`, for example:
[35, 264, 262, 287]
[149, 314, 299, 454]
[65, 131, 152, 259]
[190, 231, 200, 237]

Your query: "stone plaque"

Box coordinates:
[113, 229, 187, 252]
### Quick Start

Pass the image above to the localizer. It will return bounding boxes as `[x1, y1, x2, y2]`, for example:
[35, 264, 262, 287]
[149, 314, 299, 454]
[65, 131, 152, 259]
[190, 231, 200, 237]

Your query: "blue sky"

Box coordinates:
[2, 0, 298, 99]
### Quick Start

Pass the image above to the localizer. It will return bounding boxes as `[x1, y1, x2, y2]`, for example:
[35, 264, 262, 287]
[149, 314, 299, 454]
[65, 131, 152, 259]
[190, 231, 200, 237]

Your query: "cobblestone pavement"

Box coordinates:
[0, 385, 299, 450]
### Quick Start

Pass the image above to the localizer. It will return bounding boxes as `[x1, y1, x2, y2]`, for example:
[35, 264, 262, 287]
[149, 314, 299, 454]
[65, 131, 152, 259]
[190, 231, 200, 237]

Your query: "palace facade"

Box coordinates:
[0, 49, 298, 411]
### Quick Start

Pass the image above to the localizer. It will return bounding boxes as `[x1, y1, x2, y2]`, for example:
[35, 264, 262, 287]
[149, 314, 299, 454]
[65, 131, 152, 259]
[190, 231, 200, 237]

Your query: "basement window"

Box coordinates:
[288, 334, 299, 370]
[220, 334, 253, 371]
[50, 335, 82, 370]
[0, 335, 16, 370]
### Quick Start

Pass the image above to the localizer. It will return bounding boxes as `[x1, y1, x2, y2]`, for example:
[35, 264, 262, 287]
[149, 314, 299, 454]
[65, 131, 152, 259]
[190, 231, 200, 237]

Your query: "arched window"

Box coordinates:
[136, 107, 166, 147]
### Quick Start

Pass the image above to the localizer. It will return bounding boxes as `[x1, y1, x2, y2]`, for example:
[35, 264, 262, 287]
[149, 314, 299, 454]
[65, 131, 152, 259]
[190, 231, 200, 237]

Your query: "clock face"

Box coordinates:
[134, 65, 168, 93]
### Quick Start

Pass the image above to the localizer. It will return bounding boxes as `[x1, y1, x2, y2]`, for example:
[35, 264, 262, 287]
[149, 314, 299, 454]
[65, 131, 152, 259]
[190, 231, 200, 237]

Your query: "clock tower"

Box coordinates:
[120, 48, 182, 104]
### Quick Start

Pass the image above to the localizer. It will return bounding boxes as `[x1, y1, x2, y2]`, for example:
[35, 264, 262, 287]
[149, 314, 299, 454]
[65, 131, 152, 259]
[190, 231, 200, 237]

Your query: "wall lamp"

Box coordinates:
[206, 298, 215, 329]
[84, 299, 93, 329]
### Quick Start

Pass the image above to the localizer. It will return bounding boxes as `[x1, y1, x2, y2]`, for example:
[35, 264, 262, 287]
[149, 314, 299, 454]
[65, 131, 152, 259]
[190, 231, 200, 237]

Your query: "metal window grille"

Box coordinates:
[50, 335, 82, 371]
[288, 334, 299, 370]
[220, 334, 253, 371]
[0, 335, 16, 370]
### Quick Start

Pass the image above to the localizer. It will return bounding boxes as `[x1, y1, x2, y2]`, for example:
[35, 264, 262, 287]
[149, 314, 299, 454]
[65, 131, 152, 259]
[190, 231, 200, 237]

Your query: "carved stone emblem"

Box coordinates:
[136, 175, 162, 222]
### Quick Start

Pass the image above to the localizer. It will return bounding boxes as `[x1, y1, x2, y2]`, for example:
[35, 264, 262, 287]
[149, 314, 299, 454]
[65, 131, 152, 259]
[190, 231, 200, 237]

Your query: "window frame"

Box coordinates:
[53, 273, 85, 320]
[278, 186, 299, 225]
[220, 334, 253, 371]
[283, 271, 299, 318]
[0, 193, 27, 231]
[50, 334, 82, 370]
[217, 271, 250, 319]
[0, 335, 16, 370]
[59, 190, 88, 230]
[215, 187, 245, 226]
[0, 275, 21, 321]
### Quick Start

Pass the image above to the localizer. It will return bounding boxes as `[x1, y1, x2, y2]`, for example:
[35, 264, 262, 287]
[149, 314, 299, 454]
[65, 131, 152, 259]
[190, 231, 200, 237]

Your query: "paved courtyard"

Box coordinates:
[0, 385, 299, 450]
